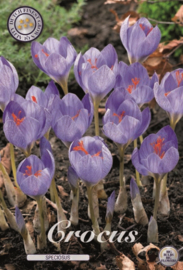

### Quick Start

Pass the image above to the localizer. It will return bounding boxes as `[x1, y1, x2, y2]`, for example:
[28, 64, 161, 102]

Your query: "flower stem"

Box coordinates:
[119, 146, 124, 188]
[44, 129, 50, 140]
[170, 118, 176, 131]
[153, 178, 161, 220]
[133, 140, 142, 187]
[37, 196, 47, 248]
[94, 101, 100, 136]
[87, 186, 100, 236]
[139, 135, 143, 144]
[10, 143, 18, 188]
[60, 79, 68, 95]
[50, 178, 55, 203]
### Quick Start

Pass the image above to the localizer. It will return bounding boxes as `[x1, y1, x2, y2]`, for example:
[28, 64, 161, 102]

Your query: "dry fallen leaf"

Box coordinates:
[177, 235, 183, 242]
[105, 0, 137, 4]
[0, 144, 11, 175]
[96, 264, 107, 270]
[116, 254, 135, 270]
[68, 27, 88, 37]
[5, 264, 16, 270]
[172, 261, 183, 270]
[172, 5, 183, 25]
[159, 38, 183, 54]
[110, 10, 139, 33]
[57, 185, 69, 198]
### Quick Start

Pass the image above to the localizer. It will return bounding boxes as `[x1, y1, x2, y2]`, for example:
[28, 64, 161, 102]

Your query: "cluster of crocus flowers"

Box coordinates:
[132, 126, 179, 241]
[31, 37, 77, 94]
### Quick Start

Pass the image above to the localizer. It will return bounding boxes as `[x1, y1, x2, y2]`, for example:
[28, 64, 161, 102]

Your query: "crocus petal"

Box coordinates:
[75, 154, 103, 185]
[82, 93, 94, 125]
[59, 37, 77, 67]
[74, 53, 86, 90]
[61, 93, 83, 117]
[53, 115, 81, 143]
[87, 65, 115, 101]
[40, 136, 52, 155]
[106, 87, 132, 111]
[44, 53, 68, 80]
[157, 125, 178, 148]
[120, 16, 130, 50]
[131, 85, 154, 105]
[118, 115, 140, 143]
[41, 150, 55, 180]
[43, 37, 60, 54]
[139, 134, 158, 160]
[134, 107, 151, 139]
[166, 86, 183, 114]
[106, 190, 115, 217]
[101, 44, 118, 75]
[26, 86, 48, 108]
[45, 80, 59, 97]
[131, 148, 149, 176]
[103, 122, 125, 144]
[154, 82, 171, 112]
[159, 147, 179, 174]
[31, 41, 46, 72]
[144, 153, 161, 174]
[149, 72, 158, 88]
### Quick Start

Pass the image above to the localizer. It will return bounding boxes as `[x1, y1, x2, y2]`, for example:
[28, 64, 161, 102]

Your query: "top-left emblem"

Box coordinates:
[7, 6, 43, 42]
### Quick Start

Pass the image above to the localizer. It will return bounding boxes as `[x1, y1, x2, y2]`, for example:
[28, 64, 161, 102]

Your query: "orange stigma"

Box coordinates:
[72, 110, 80, 120]
[140, 24, 153, 35]
[113, 111, 125, 123]
[11, 111, 25, 126]
[176, 70, 183, 86]
[87, 58, 98, 70]
[23, 165, 42, 177]
[164, 91, 170, 97]
[35, 54, 38, 58]
[150, 136, 165, 159]
[34, 50, 49, 59]
[127, 77, 140, 94]
[31, 96, 37, 103]
[73, 141, 102, 158]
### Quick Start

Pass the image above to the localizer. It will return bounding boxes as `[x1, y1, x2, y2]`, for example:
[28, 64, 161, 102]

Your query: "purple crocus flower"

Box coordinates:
[131, 126, 179, 179]
[3, 100, 46, 152]
[106, 191, 115, 220]
[69, 136, 113, 186]
[0, 56, 19, 111]
[120, 17, 161, 63]
[103, 88, 151, 147]
[52, 93, 93, 147]
[17, 141, 55, 197]
[115, 62, 158, 107]
[31, 37, 77, 94]
[74, 45, 117, 103]
[154, 69, 183, 129]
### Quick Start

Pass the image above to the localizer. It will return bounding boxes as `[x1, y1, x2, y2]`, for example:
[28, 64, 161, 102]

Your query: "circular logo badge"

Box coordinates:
[7, 6, 43, 42]
[159, 246, 179, 267]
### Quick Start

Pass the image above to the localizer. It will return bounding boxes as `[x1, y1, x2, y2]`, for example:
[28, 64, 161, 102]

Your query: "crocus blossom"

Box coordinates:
[120, 17, 161, 64]
[17, 148, 55, 197]
[52, 93, 93, 147]
[154, 69, 183, 129]
[74, 45, 117, 103]
[3, 100, 47, 152]
[115, 62, 158, 107]
[69, 136, 113, 186]
[131, 125, 179, 179]
[31, 37, 77, 94]
[0, 56, 19, 111]
[103, 88, 151, 147]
